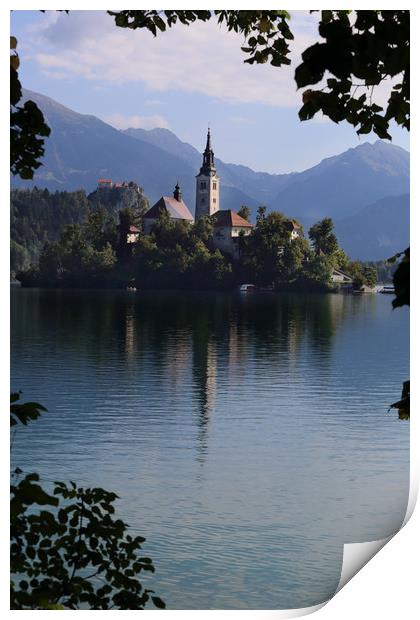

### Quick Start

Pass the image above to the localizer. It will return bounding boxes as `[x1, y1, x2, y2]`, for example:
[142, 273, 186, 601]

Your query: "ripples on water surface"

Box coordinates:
[11, 289, 409, 609]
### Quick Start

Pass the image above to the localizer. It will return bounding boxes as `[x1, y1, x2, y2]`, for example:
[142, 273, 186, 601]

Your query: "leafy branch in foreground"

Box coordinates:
[11, 475, 165, 609]
[388, 247, 410, 309]
[297, 11, 409, 139]
[10, 392, 46, 427]
[387, 248, 410, 419]
[389, 380, 410, 421]
[10, 36, 50, 179]
[10, 394, 165, 610]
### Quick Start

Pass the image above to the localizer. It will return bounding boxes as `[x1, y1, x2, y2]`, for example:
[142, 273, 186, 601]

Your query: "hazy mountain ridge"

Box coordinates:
[335, 193, 409, 261]
[12, 89, 409, 259]
[267, 141, 409, 224]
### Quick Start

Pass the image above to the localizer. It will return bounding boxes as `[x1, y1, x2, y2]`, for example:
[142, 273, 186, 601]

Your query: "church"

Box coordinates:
[142, 129, 253, 259]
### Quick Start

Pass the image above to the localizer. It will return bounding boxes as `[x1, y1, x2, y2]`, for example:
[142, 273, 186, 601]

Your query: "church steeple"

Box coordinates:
[195, 127, 220, 221]
[206, 127, 212, 151]
[199, 128, 216, 176]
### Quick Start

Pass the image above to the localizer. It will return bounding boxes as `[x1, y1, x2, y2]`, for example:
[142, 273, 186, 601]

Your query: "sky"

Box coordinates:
[10, 9, 410, 175]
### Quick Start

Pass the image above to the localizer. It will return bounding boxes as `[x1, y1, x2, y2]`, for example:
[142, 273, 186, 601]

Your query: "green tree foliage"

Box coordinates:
[361, 265, 378, 288]
[365, 259, 397, 284]
[192, 215, 214, 242]
[240, 212, 310, 286]
[134, 211, 232, 290]
[237, 205, 251, 222]
[11, 188, 143, 274]
[11, 188, 91, 272]
[20, 210, 118, 287]
[19, 205, 234, 290]
[346, 261, 378, 289]
[10, 37, 50, 179]
[11, 476, 164, 610]
[256, 205, 267, 223]
[10, 394, 165, 610]
[302, 254, 335, 287]
[297, 11, 409, 139]
[308, 218, 339, 257]
[306, 219, 378, 289]
[19, 202, 363, 292]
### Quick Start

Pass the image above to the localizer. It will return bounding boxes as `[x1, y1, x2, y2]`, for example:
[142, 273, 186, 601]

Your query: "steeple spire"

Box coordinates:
[206, 127, 212, 152]
[199, 127, 216, 176]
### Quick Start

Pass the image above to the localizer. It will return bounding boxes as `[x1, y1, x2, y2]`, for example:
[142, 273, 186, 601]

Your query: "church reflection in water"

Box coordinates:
[192, 334, 217, 461]
[118, 291, 362, 462]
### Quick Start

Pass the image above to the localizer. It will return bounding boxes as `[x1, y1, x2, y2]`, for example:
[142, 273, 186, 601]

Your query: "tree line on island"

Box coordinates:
[13, 187, 379, 292]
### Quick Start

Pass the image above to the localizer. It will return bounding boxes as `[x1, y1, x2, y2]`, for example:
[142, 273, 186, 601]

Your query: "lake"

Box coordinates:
[10, 288, 409, 609]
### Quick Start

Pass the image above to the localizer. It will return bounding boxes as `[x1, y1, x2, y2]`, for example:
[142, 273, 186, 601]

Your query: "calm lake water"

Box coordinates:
[11, 288, 409, 610]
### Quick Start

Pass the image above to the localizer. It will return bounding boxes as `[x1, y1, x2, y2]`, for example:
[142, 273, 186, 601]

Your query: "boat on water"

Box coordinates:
[239, 283, 256, 293]
[380, 285, 395, 294]
[239, 283, 275, 293]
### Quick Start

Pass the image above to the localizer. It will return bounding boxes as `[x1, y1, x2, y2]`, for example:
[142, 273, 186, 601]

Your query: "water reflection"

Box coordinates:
[11, 289, 378, 438]
[11, 288, 409, 609]
[124, 302, 136, 365]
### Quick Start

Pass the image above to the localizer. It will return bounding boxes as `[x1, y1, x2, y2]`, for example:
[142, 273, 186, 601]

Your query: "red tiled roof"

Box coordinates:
[128, 225, 140, 233]
[213, 210, 253, 228]
[144, 196, 194, 222]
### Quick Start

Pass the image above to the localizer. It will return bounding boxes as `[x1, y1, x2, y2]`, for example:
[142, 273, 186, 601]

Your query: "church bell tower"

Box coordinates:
[195, 129, 220, 221]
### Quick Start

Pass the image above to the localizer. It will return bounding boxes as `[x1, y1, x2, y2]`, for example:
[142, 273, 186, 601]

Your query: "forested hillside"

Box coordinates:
[11, 189, 91, 273]
[11, 184, 148, 273]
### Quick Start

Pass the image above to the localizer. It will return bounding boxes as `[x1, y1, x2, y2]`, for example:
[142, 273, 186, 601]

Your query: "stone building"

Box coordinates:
[212, 210, 253, 260]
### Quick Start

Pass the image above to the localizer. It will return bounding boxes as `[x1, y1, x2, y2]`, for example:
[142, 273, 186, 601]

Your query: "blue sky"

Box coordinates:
[11, 9, 410, 174]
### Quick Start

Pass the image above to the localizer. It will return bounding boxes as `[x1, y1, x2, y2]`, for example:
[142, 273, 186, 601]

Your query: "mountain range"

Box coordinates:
[12, 89, 410, 260]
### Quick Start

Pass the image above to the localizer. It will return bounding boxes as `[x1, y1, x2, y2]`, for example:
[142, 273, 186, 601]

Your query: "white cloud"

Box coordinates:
[27, 10, 399, 111]
[30, 10, 317, 108]
[102, 113, 169, 130]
